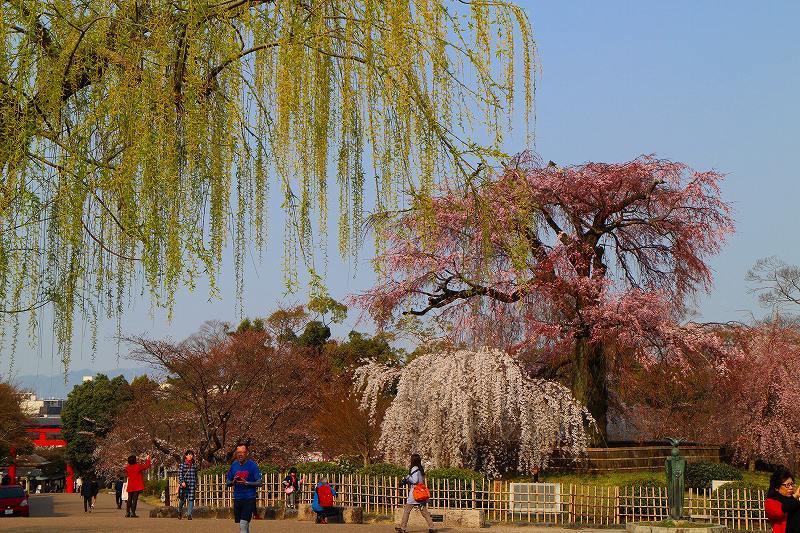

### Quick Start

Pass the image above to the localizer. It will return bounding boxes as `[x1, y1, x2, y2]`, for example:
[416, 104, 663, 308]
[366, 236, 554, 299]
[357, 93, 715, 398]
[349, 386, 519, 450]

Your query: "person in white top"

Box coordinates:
[396, 453, 435, 533]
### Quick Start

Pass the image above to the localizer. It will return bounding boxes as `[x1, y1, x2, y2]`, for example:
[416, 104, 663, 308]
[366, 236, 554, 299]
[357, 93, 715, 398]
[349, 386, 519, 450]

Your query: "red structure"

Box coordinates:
[7, 447, 16, 484]
[20, 412, 74, 493]
[25, 426, 67, 447]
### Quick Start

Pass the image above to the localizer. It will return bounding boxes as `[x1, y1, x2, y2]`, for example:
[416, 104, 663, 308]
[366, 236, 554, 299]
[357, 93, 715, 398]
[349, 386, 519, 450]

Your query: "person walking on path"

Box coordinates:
[766, 467, 800, 533]
[396, 453, 436, 533]
[178, 449, 198, 520]
[226, 443, 262, 533]
[312, 477, 338, 524]
[90, 478, 99, 509]
[282, 467, 301, 509]
[124, 453, 151, 518]
[114, 476, 124, 509]
[81, 476, 94, 513]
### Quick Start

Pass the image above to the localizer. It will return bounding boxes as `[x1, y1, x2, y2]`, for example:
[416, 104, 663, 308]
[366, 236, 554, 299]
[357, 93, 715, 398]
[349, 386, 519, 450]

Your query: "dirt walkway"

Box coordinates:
[0, 492, 623, 533]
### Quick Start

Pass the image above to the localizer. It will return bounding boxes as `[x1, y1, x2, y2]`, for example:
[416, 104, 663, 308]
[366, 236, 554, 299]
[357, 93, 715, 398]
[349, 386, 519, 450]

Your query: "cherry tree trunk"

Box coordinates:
[572, 337, 608, 445]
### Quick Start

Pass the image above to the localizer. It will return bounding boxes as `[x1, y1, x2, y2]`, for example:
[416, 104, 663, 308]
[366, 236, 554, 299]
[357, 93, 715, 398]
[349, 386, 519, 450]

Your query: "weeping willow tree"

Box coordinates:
[0, 0, 536, 370]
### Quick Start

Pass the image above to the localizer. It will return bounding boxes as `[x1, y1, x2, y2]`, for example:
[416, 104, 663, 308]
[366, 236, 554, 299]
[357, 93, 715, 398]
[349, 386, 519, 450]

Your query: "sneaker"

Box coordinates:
[321, 518, 328, 524]
[187, 516, 192, 520]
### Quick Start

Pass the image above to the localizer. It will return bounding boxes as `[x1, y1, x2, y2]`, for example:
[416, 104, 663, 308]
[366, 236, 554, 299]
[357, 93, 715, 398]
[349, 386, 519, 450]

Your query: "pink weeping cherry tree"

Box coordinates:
[356, 153, 734, 441]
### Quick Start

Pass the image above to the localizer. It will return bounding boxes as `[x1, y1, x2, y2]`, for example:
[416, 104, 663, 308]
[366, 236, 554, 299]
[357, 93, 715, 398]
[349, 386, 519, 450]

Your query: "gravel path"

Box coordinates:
[0, 492, 623, 533]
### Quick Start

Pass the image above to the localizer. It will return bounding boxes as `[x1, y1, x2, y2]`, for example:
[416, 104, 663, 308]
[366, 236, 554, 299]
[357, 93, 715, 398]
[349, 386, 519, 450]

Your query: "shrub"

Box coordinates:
[198, 462, 278, 477]
[685, 462, 742, 489]
[357, 462, 406, 477]
[144, 478, 167, 497]
[199, 464, 229, 476]
[295, 461, 347, 476]
[259, 463, 280, 474]
[335, 456, 364, 473]
[622, 477, 667, 489]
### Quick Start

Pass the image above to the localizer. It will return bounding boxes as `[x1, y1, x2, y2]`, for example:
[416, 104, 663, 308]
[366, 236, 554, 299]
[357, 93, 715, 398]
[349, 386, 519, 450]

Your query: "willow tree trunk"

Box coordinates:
[572, 336, 608, 445]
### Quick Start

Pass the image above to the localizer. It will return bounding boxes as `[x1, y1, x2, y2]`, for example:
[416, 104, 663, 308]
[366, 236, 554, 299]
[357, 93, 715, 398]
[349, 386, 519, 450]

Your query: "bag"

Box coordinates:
[316, 483, 334, 508]
[284, 485, 294, 495]
[412, 483, 430, 503]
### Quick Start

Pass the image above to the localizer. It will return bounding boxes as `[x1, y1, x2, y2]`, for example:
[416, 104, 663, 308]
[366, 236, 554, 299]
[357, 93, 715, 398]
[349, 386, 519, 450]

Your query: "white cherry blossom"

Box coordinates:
[354, 347, 594, 477]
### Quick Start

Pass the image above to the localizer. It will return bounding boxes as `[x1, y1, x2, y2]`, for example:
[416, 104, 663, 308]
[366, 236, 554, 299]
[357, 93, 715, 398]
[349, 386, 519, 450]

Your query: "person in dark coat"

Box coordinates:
[81, 477, 94, 513]
[114, 476, 124, 509]
[90, 478, 99, 509]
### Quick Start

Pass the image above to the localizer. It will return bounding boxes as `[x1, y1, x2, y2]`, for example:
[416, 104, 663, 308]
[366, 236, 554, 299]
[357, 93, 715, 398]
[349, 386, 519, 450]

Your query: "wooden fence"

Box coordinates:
[549, 446, 722, 473]
[167, 472, 768, 530]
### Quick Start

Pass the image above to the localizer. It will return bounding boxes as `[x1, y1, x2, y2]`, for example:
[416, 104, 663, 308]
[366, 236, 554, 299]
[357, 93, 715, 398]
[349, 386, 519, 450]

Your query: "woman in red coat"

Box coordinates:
[124, 454, 151, 518]
[766, 468, 800, 533]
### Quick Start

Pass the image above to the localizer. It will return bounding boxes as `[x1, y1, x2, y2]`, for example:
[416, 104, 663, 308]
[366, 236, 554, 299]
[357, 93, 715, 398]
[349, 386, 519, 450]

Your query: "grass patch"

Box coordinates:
[638, 520, 717, 528]
[740, 471, 770, 488]
[140, 494, 163, 508]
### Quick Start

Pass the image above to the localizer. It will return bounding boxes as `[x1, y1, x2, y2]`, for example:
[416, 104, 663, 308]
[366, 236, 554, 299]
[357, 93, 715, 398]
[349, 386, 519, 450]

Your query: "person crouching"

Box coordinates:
[312, 477, 338, 524]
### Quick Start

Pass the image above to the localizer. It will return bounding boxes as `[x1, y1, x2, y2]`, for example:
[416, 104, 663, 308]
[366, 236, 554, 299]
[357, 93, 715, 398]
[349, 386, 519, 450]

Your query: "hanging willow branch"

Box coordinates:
[0, 0, 536, 372]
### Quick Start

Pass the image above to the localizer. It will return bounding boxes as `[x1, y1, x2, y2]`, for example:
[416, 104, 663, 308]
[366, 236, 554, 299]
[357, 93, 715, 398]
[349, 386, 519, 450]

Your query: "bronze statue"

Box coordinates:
[665, 438, 686, 520]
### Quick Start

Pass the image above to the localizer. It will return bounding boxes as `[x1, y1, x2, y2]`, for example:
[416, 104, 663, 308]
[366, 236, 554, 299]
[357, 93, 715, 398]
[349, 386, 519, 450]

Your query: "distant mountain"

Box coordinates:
[12, 367, 155, 398]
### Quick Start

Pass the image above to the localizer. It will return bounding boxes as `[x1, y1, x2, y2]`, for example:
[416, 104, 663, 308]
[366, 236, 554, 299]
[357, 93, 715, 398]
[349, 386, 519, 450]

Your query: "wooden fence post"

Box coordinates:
[569, 484, 575, 524]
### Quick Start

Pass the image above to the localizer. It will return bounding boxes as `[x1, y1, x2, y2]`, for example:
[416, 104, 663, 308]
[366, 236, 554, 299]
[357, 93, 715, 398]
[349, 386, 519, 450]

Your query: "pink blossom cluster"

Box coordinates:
[356, 154, 734, 368]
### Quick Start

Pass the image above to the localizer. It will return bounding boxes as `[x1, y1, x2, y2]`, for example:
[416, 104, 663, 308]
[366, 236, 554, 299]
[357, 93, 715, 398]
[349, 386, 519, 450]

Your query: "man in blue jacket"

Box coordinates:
[226, 443, 262, 533]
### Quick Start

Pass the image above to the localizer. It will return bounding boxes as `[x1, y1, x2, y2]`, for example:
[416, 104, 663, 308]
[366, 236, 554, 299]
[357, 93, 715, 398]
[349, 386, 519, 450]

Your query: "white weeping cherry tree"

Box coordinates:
[354, 347, 594, 477]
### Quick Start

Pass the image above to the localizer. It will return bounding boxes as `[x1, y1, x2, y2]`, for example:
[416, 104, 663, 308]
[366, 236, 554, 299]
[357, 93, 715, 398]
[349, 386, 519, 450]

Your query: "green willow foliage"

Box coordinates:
[0, 0, 535, 370]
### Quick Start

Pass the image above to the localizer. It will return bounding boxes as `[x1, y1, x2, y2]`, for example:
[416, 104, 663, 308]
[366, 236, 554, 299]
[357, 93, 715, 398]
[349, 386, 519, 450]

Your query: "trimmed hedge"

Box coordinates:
[685, 462, 742, 489]
[357, 462, 407, 477]
[712, 480, 766, 493]
[295, 461, 350, 476]
[199, 463, 278, 477]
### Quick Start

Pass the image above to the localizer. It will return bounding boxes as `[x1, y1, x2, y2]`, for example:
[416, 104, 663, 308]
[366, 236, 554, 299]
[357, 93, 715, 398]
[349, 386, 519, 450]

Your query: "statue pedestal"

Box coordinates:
[626, 522, 726, 533]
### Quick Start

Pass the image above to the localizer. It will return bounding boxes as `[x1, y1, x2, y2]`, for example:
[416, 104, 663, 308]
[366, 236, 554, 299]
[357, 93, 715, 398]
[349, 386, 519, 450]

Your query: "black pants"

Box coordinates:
[126, 490, 141, 516]
[316, 507, 340, 522]
[115, 491, 122, 508]
[83, 495, 92, 512]
[233, 498, 257, 523]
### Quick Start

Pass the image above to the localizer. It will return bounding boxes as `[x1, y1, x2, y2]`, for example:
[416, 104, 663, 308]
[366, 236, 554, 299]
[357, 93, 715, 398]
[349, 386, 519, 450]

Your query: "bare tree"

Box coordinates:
[96, 321, 316, 471]
[747, 257, 800, 311]
[312, 378, 385, 466]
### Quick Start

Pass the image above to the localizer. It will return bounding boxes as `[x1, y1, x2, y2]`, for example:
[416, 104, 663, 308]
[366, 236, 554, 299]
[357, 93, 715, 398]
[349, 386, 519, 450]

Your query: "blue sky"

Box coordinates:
[6, 1, 799, 381]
